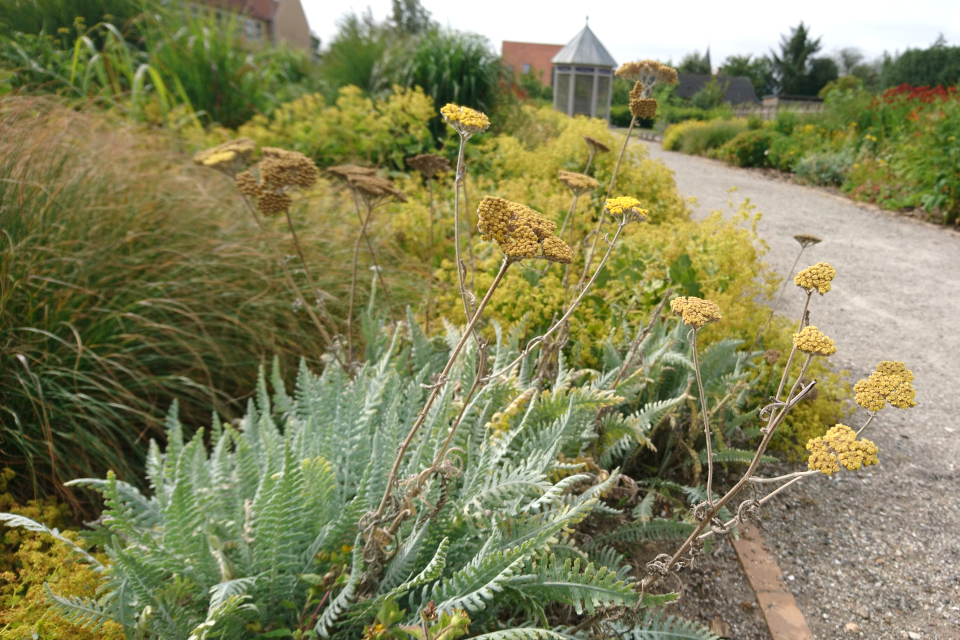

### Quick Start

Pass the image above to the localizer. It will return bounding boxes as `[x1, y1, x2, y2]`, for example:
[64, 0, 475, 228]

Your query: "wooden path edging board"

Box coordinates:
[732, 524, 816, 640]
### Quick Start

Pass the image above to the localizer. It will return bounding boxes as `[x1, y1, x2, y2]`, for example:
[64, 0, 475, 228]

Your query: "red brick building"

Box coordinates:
[501, 41, 564, 87]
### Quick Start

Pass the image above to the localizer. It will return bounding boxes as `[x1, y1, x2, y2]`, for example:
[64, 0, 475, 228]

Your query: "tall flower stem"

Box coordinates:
[371, 257, 512, 521]
[346, 200, 375, 360]
[580, 115, 636, 287]
[452, 135, 476, 328]
[349, 191, 394, 318]
[241, 197, 348, 373]
[583, 148, 597, 176]
[425, 179, 436, 334]
[282, 208, 339, 330]
[752, 246, 807, 350]
[461, 176, 476, 289]
[691, 328, 714, 503]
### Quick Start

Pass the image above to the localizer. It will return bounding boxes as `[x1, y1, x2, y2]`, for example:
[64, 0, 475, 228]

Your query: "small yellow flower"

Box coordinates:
[854, 361, 917, 411]
[605, 196, 647, 221]
[807, 424, 879, 475]
[794, 261, 836, 295]
[441, 103, 490, 136]
[670, 296, 722, 329]
[193, 137, 257, 176]
[793, 325, 837, 356]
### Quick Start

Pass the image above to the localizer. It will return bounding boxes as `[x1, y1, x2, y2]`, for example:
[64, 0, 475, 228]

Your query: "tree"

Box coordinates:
[880, 35, 960, 88]
[678, 49, 711, 74]
[719, 54, 774, 96]
[770, 22, 837, 96]
[390, 0, 433, 35]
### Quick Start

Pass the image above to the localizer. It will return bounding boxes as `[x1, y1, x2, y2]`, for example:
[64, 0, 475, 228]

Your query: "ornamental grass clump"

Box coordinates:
[196, 141, 343, 366]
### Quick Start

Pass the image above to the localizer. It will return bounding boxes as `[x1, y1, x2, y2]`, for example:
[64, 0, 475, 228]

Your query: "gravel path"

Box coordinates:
[638, 141, 960, 639]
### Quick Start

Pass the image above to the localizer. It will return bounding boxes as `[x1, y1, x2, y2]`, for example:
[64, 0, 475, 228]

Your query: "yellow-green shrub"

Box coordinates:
[0, 469, 123, 640]
[236, 85, 436, 169]
[663, 118, 748, 155]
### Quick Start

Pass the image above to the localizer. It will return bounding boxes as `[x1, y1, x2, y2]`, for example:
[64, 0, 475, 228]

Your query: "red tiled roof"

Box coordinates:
[502, 41, 564, 87]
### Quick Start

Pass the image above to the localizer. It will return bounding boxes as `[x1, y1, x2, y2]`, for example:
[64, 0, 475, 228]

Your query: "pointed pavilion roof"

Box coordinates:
[550, 24, 616, 68]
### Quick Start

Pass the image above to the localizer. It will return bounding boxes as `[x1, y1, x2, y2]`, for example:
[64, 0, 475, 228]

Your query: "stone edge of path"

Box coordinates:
[732, 524, 815, 640]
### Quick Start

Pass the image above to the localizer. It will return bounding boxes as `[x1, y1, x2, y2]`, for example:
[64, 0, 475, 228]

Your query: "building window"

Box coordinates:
[245, 18, 262, 40]
[522, 63, 531, 74]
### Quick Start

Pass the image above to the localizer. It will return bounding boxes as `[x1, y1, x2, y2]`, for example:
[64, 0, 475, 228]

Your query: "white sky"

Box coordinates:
[301, 0, 960, 67]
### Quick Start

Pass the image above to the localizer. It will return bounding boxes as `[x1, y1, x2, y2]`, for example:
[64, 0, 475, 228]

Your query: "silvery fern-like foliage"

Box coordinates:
[2, 313, 742, 639]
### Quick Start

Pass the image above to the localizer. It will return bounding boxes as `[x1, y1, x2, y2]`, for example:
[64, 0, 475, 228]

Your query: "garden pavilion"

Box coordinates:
[551, 22, 617, 121]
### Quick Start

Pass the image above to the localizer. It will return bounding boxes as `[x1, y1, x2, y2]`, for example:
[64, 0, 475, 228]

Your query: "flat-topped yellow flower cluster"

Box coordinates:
[854, 361, 917, 411]
[477, 196, 574, 263]
[806, 424, 879, 475]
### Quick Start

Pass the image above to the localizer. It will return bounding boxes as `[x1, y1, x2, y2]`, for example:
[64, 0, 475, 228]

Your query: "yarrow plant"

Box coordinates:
[406, 153, 453, 333]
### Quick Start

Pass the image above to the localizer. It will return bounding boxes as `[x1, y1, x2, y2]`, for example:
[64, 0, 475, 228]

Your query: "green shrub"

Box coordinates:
[662, 118, 748, 155]
[610, 104, 632, 127]
[376, 27, 502, 138]
[794, 149, 854, 186]
[236, 85, 437, 169]
[767, 133, 804, 171]
[717, 129, 781, 167]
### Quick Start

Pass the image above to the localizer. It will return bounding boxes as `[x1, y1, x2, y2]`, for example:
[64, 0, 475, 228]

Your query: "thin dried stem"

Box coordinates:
[452, 136, 477, 329]
[348, 191, 395, 318]
[488, 219, 629, 380]
[425, 179, 435, 334]
[431, 347, 487, 468]
[752, 246, 807, 350]
[462, 177, 475, 290]
[583, 148, 597, 176]
[241, 196, 348, 374]
[371, 257, 513, 521]
[775, 291, 812, 400]
[580, 115, 635, 286]
[691, 328, 715, 504]
[282, 207, 339, 331]
[347, 201, 375, 360]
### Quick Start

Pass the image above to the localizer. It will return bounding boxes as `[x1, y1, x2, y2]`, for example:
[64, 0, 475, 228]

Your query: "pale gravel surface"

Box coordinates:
[637, 140, 960, 639]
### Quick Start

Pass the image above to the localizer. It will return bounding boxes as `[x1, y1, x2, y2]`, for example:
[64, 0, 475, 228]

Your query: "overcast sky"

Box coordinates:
[302, 0, 960, 67]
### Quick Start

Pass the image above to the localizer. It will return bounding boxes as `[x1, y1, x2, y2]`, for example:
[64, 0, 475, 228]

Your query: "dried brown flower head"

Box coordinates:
[793, 234, 822, 248]
[583, 135, 610, 154]
[233, 147, 319, 216]
[259, 148, 319, 190]
[794, 261, 836, 295]
[558, 170, 600, 195]
[193, 138, 257, 176]
[793, 325, 837, 356]
[348, 175, 407, 204]
[670, 296, 722, 329]
[406, 153, 452, 180]
[854, 361, 917, 411]
[327, 164, 377, 183]
[763, 349, 782, 365]
[477, 195, 574, 263]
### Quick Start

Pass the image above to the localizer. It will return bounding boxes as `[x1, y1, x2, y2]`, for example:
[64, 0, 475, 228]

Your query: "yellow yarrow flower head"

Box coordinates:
[854, 361, 917, 411]
[793, 325, 837, 356]
[605, 196, 648, 222]
[193, 137, 257, 177]
[477, 195, 573, 263]
[670, 296, 722, 329]
[440, 103, 490, 137]
[794, 261, 836, 295]
[234, 147, 320, 216]
[807, 424, 879, 475]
